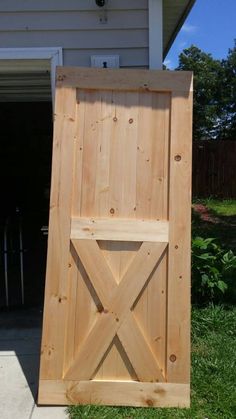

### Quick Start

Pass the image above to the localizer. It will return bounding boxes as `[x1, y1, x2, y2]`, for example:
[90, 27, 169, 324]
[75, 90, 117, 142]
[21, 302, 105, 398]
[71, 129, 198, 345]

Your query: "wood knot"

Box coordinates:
[110, 208, 115, 215]
[129, 118, 133, 124]
[169, 354, 177, 362]
[146, 399, 154, 407]
[174, 155, 182, 161]
[58, 295, 67, 303]
[113, 117, 118, 122]
[154, 387, 165, 394]
[175, 245, 179, 249]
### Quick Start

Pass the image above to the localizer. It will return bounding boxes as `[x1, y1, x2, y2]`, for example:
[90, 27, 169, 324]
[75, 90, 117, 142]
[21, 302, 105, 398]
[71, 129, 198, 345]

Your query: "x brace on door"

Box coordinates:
[64, 239, 167, 382]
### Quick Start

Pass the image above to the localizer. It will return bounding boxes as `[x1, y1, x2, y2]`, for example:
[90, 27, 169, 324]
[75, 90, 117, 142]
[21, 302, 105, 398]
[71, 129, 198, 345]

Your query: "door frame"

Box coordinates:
[0, 47, 63, 105]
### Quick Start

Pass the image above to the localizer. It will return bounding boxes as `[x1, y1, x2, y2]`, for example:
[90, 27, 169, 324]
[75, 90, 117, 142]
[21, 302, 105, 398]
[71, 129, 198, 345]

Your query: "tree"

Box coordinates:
[176, 45, 222, 140]
[219, 41, 236, 139]
[176, 43, 236, 140]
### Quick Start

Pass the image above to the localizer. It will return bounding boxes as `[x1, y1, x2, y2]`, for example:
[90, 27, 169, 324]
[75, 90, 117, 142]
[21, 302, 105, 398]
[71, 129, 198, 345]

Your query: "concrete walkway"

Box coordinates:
[0, 310, 68, 419]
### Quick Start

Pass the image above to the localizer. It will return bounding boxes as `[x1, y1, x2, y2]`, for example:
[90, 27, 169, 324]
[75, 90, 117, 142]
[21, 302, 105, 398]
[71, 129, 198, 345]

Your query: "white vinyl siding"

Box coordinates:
[0, 0, 149, 68]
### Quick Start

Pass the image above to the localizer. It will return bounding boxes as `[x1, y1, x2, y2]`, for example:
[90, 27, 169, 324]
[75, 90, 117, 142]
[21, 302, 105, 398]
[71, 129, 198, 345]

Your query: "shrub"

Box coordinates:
[191, 236, 236, 303]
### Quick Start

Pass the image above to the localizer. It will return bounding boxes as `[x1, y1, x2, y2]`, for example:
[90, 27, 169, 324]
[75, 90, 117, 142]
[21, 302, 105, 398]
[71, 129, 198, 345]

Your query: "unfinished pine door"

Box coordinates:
[38, 67, 193, 408]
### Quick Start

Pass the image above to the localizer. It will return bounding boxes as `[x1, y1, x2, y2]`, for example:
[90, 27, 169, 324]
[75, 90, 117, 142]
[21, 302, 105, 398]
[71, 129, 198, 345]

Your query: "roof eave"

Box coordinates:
[164, 0, 196, 59]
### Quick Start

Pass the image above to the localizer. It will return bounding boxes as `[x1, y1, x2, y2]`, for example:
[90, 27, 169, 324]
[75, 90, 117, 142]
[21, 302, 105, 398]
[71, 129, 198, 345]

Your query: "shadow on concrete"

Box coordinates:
[0, 307, 43, 402]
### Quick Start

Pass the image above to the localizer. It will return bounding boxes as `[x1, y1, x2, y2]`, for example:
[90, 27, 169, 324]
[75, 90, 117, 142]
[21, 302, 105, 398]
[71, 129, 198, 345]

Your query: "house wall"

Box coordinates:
[0, 0, 149, 68]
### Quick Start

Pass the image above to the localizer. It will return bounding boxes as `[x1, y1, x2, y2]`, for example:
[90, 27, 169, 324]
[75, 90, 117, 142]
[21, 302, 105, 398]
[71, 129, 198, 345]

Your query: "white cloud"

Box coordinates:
[163, 59, 174, 69]
[181, 23, 198, 34]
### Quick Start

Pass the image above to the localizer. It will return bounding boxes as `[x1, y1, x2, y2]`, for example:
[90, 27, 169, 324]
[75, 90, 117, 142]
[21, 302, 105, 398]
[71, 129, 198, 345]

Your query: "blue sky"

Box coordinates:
[165, 0, 236, 69]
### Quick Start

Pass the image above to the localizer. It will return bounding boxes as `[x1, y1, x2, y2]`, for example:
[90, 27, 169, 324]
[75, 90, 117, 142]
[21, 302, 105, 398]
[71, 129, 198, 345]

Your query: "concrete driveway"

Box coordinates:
[0, 309, 68, 419]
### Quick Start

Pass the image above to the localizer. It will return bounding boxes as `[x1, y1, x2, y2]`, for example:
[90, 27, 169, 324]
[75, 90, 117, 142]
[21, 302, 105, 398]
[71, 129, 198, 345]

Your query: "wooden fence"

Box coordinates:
[192, 140, 236, 198]
[38, 67, 193, 408]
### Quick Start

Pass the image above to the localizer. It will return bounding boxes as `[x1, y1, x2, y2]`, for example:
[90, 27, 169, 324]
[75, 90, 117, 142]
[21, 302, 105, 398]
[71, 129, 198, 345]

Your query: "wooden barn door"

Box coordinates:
[38, 67, 193, 407]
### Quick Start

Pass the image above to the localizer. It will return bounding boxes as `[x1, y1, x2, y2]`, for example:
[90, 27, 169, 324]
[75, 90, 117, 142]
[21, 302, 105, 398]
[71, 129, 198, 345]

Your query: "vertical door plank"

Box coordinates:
[63, 244, 79, 373]
[73, 259, 101, 359]
[94, 90, 113, 217]
[64, 90, 86, 372]
[72, 89, 86, 216]
[133, 250, 167, 377]
[136, 92, 170, 220]
[149, 93, 170, 220]
[80, 90, 101, 217]
[108, 91, 138, 219]
[136, 92, 154, 218]
[94, 337, 137, 381]
[40, 87, 77, 379]
[96, 91, 139, 377]
[167, 89, 193, 383]
[134, 91, 170, 379]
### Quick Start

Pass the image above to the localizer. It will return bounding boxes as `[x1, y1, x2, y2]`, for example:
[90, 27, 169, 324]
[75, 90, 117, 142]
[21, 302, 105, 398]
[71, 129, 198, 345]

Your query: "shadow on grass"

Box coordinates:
[192, 204, 236, 252]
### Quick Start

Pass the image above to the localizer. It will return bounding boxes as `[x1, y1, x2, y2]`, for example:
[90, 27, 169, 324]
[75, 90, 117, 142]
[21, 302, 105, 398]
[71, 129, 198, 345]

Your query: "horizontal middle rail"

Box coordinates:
[71, 217, 169, 242]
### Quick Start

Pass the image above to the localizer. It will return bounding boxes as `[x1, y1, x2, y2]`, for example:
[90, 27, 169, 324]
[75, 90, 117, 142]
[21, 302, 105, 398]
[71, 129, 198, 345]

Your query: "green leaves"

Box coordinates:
[217, 280, 228, 293]
[191, 236, 235, 303]
[222, 250, 236, 270]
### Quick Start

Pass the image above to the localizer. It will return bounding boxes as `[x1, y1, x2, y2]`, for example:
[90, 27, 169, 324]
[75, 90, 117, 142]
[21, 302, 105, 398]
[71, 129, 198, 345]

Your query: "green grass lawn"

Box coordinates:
[203, 199, 236, 217]
[68, 306, 236, 419]
[68, 200, 236, 418]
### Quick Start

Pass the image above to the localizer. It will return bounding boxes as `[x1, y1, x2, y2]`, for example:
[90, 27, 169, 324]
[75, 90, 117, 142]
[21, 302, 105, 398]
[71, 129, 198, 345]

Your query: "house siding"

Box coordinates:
[0, 0, 149, 68]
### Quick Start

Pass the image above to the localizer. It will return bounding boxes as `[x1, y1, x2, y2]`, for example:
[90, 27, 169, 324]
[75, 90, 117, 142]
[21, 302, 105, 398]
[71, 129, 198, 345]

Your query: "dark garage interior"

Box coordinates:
[0, 102, 53, 309]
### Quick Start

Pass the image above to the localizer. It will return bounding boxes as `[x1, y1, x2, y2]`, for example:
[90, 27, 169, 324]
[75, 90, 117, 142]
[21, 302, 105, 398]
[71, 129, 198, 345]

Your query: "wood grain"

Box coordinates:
[39, 67, 192, 408]
[71, 217, 169, 242]
[39, 86, 77, 379]
[167, 90, 193, 383]
[38, 380, 190, 407]
[56, 67, 193, 94]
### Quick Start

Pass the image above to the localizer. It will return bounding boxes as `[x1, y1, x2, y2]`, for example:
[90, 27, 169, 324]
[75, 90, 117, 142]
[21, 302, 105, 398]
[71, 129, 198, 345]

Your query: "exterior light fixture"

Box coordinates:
[95, 0, 106, 7]
[95, 0, 108, 23]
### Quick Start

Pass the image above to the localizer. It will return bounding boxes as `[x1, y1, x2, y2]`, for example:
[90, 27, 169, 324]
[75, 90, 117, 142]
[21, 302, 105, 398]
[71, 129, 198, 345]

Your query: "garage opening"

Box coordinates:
[0, 57, 54, 309]
[0, 102, 53, 308]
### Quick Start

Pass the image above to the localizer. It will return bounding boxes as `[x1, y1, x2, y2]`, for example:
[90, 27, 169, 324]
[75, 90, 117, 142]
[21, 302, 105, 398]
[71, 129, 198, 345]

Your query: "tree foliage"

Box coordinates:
[176, 42, 236, 140]
[220, 42, 236, 139]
